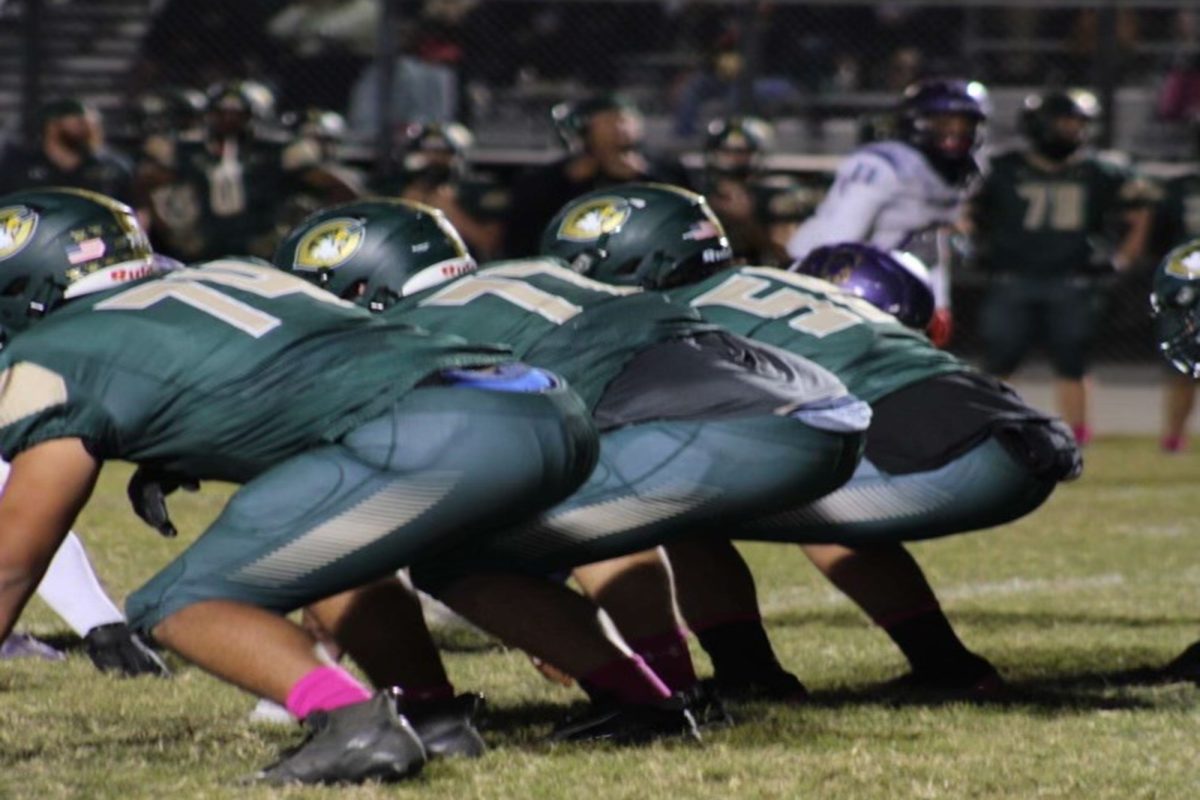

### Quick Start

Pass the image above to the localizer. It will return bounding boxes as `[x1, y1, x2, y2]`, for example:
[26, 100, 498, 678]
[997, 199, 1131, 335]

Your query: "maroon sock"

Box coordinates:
[692, 615, 784, 681]
[580, 654, 672, 705]
[629, 628, 697, 692]
[876, 605, 982, 677]
[404, 682, 456, 706]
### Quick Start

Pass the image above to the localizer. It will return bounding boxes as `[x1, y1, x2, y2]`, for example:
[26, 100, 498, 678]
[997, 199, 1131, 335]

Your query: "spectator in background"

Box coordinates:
[275, 108, 370, 233]
[973, 89, 1155, 446]
[504, 93, 681, 258]
[1062, 9, 1142, 86]
[1157, 11, 1200, 123]
[375, 122, 506, 260]
[0, 99, 137, 206]
[696, 116, 821, 266]
[671, 4, 798, 138]
[131, 87, 208, 260]
[135, 80, 359, 261]
[267, 0, 376, 111]
[347, 11, 459, 135]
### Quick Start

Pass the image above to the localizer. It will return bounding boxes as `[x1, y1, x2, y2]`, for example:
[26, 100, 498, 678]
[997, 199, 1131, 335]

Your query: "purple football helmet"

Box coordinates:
[897, 77, 989, 184]
[794, 243, 935, 330]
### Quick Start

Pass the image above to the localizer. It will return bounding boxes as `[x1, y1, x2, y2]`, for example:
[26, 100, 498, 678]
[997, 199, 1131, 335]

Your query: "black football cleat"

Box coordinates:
[1162, 639, 1200, 684]
[401, 691, 488, 759]
[680, 682, 735, 729]
[83, 622, 171, 678]
[255, 692, 427, 785]
[708, 668, 810, 704]
[550, 695, 702, 745]
[880, 661, 1007, 700]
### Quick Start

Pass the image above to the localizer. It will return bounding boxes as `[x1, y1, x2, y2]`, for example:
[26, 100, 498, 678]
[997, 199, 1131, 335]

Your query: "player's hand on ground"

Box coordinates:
[84, 622, 171, 678]
[126, 466, 199, 538]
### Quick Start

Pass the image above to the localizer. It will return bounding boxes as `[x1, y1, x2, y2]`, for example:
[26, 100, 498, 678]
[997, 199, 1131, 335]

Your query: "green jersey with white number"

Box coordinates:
[668, 266, 962, 403]
[1154, 172, 1200, 257]
[0, 259, 508, 482]
[974, 149, 1149, 276]
[389, 258, 714, 410]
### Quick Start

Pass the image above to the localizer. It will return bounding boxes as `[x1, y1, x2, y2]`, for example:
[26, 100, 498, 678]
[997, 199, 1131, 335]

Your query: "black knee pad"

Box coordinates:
[992, 419, 1083, 483]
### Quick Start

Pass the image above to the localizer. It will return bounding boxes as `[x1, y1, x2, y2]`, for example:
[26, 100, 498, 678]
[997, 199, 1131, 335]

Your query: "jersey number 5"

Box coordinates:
[688, 268, 893, 337]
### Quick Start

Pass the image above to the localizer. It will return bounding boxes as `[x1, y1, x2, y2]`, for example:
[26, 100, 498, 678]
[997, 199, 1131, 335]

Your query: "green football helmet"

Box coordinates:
[1151, 240, 1200, 378]
[273, 198, 476, 312]
[0, 187, 155, 343]
[550, 93, 639, 153]
[1019, 89, 1099, 161]
[539, 183, 733, 290]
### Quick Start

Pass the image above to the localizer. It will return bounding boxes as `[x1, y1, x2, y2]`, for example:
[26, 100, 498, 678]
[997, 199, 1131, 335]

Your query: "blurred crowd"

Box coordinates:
[3, 1, 1200, 446]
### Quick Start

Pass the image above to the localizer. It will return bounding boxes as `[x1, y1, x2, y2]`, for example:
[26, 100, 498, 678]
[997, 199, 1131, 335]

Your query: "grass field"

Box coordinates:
[1, 437, 1198, 799]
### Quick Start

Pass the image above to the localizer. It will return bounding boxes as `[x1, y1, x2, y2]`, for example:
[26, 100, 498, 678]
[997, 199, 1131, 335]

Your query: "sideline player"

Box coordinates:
[973, 89, 1154, 445]
[1150, 240, 1200, 681]
[786, 78, 989, 347]
[0, 188, 597, 784]
[1150, 159, 1200, 452]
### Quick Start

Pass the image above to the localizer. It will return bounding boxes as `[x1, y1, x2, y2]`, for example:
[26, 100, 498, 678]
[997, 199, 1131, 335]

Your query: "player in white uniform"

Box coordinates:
[787, 78, 989, 347]
[0, 457, 168, 675]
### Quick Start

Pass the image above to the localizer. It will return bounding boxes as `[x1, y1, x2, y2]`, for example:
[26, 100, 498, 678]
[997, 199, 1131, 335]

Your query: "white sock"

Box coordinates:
[35, 532, 125, 636]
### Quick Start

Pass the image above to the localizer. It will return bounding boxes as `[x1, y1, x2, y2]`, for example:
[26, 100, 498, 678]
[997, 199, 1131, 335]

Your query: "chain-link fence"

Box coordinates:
[5, 0, 1200, 363]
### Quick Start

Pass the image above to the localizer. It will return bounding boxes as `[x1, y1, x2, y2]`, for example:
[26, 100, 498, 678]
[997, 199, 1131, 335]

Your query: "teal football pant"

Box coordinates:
[412, 412, 864, 588]
[125, 382, 597, 633]
[725, 436, 1057, 544]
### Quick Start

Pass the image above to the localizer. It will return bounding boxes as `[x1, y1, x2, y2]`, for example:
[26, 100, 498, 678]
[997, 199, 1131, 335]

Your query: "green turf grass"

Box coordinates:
[2, 437, 1198, 798]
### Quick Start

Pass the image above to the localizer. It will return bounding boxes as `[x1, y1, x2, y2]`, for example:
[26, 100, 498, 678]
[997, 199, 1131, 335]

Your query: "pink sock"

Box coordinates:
[630, 629, 697, 692]
[285, 665, 372, 720]
[404, 682, 455, 705]
[582, 654, 672, 705]
[1071, 425, 1093, 446]
[1162, 435, 1186, 453]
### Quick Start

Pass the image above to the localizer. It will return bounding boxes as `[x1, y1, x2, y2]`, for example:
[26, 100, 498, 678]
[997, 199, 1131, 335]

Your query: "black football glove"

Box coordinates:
[126, 466, 199, 538]
[83, 622, 171, 678]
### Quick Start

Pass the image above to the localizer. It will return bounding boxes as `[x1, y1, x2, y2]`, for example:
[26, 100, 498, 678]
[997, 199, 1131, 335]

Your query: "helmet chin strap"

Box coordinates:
[26, 279, 64, 319]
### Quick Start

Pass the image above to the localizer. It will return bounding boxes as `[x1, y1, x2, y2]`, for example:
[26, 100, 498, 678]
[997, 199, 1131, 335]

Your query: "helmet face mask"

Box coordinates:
[540, 183, 733, 290]
[704, 116, 773, 181]
[794, 243, 934, 329]
[204, 80, 276, 139]
[0, 188, 156, 343]
[551, 93, 641, 155]
[398, 122, 472, 184]
[1152, 242, 1200, 378]
[1020, 89, 1099, 162]
[274, 199, 476, 312]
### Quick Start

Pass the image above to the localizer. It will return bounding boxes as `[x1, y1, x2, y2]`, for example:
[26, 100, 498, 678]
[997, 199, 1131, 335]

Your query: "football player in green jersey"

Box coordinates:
[1151, 169, 1200, 452]
[973, 89, 1155, 445]
[0, 188, 598, 784]
[540, 185, 1082, 699]
[1151, 242, 1200, 680]
[275, 192, 870, 739]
